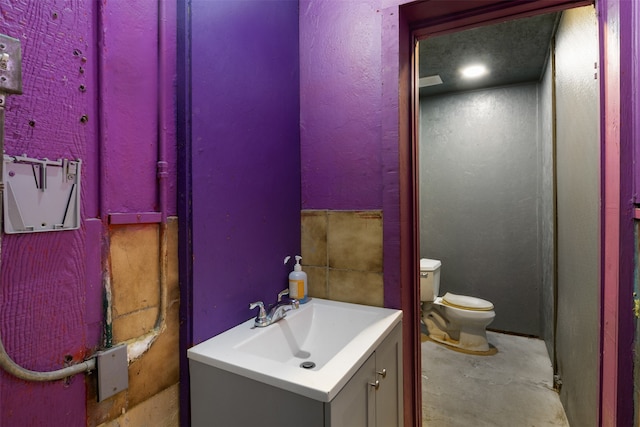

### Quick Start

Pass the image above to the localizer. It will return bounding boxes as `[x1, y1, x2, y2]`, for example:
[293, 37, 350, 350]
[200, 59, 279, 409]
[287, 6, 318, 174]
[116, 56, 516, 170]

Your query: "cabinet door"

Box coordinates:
[326, 354, 376, 427]
[375, 324, 403, 427]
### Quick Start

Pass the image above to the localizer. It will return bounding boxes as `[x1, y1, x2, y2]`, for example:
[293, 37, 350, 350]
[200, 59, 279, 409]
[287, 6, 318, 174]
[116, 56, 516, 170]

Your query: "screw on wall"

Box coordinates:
[80, 114, 88, 123]
[79, 84, 86, 92]
[28, 120, 35, 127]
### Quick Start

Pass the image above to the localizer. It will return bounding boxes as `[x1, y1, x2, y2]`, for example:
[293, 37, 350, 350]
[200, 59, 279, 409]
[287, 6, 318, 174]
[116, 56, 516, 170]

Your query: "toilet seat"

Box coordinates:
[441, 292, 494, 311]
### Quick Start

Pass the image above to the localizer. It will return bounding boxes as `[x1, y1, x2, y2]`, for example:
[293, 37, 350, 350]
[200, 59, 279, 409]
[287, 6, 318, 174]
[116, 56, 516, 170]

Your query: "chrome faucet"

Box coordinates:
[249, 290, 299, 328]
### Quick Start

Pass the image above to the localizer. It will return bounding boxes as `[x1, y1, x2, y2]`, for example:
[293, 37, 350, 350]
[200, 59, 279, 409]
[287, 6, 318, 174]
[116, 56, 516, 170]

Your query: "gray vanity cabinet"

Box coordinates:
[325, 322, 403, 427]
[189, 322, 402, 427]
[325, 348, 376, 426]
[374, 322, 403, 427]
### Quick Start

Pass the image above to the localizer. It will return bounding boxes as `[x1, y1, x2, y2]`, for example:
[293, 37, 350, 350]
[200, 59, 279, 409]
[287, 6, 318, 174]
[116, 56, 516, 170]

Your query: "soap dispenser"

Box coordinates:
[288, 255, 308, 303]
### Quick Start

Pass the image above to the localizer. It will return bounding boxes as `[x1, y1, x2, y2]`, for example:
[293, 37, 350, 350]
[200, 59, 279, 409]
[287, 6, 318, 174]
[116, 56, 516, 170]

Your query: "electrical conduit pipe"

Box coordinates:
[0, 98, 96, 381]
[98, 0, 172, 363]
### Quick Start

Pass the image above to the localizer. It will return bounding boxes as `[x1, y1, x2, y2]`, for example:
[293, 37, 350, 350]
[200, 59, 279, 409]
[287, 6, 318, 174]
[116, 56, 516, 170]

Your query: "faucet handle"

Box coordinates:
[277, 289, 290, 302]
[249, 301, 268, 326]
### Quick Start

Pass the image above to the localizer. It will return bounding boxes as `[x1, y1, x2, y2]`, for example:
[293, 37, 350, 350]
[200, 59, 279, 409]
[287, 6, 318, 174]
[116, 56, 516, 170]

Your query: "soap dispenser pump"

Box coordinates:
[288, 255, 308, 303]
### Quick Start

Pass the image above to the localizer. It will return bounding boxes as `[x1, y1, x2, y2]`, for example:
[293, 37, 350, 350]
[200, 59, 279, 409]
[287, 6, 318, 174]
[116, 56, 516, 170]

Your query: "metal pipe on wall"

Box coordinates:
[120, 0, 172, 361]
[154, 0, 172, 332]
[96, 0, 114, 349]
[96, 0, 172, 362]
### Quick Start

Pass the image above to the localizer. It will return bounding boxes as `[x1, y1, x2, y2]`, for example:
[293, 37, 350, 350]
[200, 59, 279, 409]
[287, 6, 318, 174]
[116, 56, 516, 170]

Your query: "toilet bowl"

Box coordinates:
[420, 258, 496, 354]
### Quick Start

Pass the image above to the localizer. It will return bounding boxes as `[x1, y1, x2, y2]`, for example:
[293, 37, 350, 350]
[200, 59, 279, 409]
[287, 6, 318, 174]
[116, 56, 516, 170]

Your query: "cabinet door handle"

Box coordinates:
[369, 380, 380, 390]
[377, 368, 387, 379]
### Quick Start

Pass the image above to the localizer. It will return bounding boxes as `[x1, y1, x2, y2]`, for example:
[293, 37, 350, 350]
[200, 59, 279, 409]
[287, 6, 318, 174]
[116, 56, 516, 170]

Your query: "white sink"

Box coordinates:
[187, 298, 402, 401]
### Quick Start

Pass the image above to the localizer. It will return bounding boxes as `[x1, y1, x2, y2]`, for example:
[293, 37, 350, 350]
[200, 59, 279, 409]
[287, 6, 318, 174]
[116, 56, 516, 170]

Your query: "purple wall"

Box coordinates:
[300, 0, 405, 310]
[0, 1, 176, 425]
[99, 2, 160, 214]
[185, 0, 301, 344]
[179, 4, 300, 424]
[300, 1, 384, 210]
[0, 2, 95, 425]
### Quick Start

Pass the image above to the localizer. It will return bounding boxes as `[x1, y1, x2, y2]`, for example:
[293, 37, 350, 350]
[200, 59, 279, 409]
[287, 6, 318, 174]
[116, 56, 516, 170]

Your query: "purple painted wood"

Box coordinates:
[159, 0, 179, 219]
[109, 212, 162, 224]
[380, 3, 404, 312]
[85, 219, 103, 349]
[187, 0, 300, 344]
[616, 0, 636, 422]
[99, 1, 159, 214]
[599, 0, 635, 424]
[0, 1, 95, 425]
[0, 0, 176, 424]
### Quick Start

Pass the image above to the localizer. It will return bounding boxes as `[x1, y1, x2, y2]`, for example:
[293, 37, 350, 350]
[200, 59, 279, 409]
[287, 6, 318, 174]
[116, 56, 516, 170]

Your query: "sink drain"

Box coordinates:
[300, 361, 316, 369]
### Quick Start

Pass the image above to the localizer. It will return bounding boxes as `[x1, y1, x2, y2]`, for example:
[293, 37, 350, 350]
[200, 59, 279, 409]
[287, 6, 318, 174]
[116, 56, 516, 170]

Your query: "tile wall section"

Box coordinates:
[301, 210, 383, 306]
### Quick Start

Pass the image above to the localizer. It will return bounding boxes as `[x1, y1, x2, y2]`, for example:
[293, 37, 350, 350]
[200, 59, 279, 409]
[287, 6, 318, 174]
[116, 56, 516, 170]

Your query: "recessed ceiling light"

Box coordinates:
[460, 64, 488, 79]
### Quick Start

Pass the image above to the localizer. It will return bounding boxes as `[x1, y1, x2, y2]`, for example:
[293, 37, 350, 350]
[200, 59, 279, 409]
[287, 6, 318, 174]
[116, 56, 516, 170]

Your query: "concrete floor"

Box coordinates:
[422, 331, 570, 426]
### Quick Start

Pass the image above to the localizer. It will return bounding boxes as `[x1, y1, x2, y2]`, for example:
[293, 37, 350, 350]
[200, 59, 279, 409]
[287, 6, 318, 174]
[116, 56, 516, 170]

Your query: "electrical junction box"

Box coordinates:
[3, 155, 81, 234]
[0, 33, 23, 95]
[96, 344, 128, 402]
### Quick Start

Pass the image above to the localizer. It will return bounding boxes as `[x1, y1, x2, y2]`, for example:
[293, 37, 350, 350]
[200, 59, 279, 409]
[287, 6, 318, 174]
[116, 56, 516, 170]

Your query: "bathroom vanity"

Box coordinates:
[324, 323, 402, 427]
[188, 298, 403, 427]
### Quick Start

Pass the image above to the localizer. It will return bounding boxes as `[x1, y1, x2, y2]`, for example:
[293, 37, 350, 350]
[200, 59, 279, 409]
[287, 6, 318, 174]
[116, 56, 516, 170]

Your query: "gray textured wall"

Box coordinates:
[419, 83, 542, 336]
[418, 5, 599, 425]
[554, 6, 600, 427]
[539, 50, 555, 365]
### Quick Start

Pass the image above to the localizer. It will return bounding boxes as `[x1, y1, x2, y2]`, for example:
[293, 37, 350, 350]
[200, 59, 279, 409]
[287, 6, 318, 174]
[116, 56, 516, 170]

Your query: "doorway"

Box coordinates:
[415, 6, 600, 425]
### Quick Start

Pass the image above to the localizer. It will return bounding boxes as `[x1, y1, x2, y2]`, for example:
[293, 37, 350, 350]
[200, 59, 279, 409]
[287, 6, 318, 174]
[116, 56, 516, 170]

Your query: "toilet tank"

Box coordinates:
[420, 258, 441, 302]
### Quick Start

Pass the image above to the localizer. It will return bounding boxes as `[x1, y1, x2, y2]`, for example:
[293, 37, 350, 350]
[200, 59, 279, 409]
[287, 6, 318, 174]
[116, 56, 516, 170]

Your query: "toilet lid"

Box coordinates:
[442, 292, 494, 311]
[420, 258, 441, 271]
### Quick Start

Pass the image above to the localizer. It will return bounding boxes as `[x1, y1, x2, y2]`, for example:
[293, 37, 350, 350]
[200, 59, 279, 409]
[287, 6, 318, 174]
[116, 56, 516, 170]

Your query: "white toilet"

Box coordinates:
[420, 258, 496, 354]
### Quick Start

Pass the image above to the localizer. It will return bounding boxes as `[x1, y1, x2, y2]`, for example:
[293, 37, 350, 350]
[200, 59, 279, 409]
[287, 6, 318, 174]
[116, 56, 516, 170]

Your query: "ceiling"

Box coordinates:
[419, 12, 560, 97]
